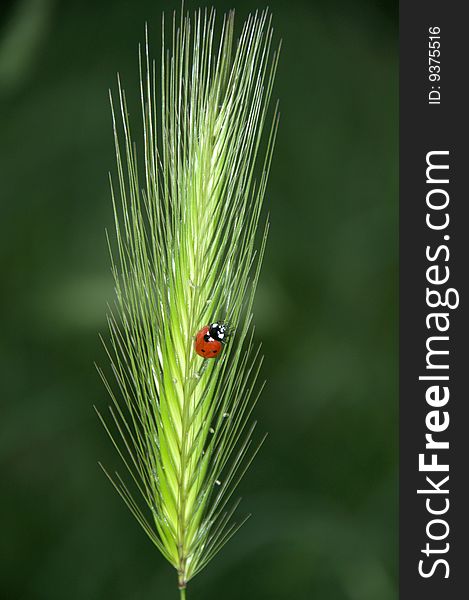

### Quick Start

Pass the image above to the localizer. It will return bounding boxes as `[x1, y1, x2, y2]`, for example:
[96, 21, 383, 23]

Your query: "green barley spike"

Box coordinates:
[96, 7, 280, 597]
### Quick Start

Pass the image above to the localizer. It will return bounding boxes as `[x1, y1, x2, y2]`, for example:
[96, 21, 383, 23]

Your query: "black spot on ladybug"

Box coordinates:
[213, 349, 217, 354]
[202, 349, 206, 353]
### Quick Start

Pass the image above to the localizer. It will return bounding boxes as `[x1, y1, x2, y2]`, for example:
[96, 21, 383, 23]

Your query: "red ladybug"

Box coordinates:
[195, 322, 227, 358]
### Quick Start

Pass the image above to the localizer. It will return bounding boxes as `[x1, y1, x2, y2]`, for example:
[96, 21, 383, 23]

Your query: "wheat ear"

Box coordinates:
[96, 8, 279, 597]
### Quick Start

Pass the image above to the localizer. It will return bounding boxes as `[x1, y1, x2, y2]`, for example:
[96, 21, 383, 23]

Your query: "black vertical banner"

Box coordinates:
[400, 2, 468, 598]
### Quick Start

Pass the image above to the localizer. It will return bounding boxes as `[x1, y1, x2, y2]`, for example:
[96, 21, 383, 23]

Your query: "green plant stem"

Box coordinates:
[179, 587, 187, 600]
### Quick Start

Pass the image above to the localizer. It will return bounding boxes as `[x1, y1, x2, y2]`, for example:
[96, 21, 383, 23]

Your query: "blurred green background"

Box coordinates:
[0, 0, 397, 598]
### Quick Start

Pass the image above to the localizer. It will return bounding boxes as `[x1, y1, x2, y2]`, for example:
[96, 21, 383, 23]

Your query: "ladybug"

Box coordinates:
[195, 322, 227, 358]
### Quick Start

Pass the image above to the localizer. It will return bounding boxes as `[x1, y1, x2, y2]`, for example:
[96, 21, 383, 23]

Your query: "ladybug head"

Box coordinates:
[209, 322, 227, 342]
